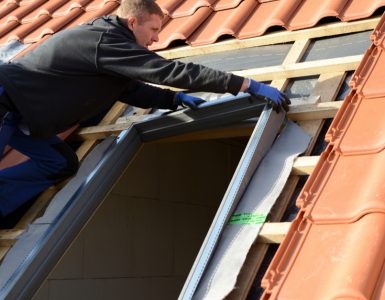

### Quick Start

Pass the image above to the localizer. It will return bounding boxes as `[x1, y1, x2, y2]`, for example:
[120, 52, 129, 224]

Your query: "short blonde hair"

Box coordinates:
[117, 0, 164, 22]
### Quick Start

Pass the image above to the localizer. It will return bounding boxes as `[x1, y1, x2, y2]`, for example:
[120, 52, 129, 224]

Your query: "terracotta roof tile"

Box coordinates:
[326, 92, 385, 155]
[262, 11, 385, 299]
[371, 10, 385, 46]
[150, 0, 385, 50]
[0, 0, 119, 46]
[237, 0, 302, 39]
[0, 0, 384, 49]
[262, 213, 385, 299]
[155, 0, 184, 15]
[188, 0, 257, 46]
[211, 0, 242, 11]
[341, 0, 385, 21]
[156, 6, 212, 49]
[288, 0, 349, 30]
[296, 145, 385, 224]
[169, 0, 216, 18]
[350, 45, 385, 97]
[23, 6, 83, 43]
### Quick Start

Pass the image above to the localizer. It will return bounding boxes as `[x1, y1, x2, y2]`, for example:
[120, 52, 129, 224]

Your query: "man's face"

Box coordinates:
[127, 13, 162, 48]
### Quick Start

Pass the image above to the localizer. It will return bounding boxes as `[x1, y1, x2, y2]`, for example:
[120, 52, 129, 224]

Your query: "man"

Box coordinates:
[0, 0, 290, 217]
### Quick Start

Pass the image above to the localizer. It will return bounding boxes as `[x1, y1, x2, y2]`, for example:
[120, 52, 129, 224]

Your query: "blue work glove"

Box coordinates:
[246, 79, 291, 113]
[175, 92, 206, 110]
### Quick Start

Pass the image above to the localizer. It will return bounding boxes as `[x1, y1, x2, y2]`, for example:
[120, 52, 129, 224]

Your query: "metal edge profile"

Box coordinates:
[1, 128, 142, 300]
[179, 106, 286, 300]
[0, 93, 266, 300]
[136, 93, 265, 141]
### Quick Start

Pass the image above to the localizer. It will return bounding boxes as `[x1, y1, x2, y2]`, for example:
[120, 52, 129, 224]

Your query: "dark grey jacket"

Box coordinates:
[0, 15, 244, 137]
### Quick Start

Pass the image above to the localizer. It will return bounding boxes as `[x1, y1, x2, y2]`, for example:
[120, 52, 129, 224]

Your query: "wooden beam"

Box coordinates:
[157, 17, 379, 60]
[76, 101, 129, 161]
[233, 55, 361, 81]
[257, 222, 291, 244]
[288, 100, 342, 121]
[0, 229, 24, 246]
[292, 156, 320, 175]
[78, 101, 341, 141]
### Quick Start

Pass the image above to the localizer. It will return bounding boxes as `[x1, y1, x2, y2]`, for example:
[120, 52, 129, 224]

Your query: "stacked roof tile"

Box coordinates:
[261, 12, 385, 300]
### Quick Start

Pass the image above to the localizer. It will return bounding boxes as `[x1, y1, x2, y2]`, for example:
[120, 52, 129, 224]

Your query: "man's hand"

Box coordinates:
[176, 92, 206, 110]
[246, 79, 291, 113]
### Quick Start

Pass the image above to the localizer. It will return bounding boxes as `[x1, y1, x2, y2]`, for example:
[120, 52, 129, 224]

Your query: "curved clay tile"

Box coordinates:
[0, 13, 50, 44]
[67, 1, 119, 26]
[238, 0, 302, 39]
[341, 0, 385, 21]
[297, 146, 385, 224]
[262, 213, 385, 299]
[0, 21, 20, 44]
[84, 0, 114, 11]
[188, 0, 257, 46]
[350, 46, 385, 98]
[0, 0, 20, 20]
[22, 0, 69, 22]
[371, 12, 385, 47]
[212, 0, 242, 11]
[23, 7, 83, 43]
[150, 6, 212, 50]
[288, 0, 349, 30]
[50, 0, 91, 17]
[170, 0, 216, 18]
[156, 0, 184, 15]
[0, 0, 46, 25]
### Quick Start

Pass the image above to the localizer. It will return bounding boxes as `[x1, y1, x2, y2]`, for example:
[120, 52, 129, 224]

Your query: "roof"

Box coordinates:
[0, 0, 385, 299]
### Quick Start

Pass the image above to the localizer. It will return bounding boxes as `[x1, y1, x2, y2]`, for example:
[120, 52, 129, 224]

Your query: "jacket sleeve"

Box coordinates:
[97, 33, 244, 95]
[118, 80, 178, 110]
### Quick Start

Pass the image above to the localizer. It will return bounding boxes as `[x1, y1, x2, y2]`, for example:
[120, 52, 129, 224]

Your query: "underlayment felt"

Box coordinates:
[194, 121, 311, 300]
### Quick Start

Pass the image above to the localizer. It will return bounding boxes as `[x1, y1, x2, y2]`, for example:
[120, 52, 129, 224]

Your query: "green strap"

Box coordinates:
[228, 213, 267, 225]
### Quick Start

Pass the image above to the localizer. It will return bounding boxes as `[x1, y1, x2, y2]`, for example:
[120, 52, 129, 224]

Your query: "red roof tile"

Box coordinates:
[237, 0, 302, 39]
[297, 145, 385, 224]
[170, 0, 215, 18]
[288, 0, 349, 30]
[150, 0, 385, 50]
[0, 0, 384, 49]
[188, 0, 257, 46]
[262, 213, 385, 299]
[342, 0, 385, 21]
[326, 92, 385, 155]
[262, 11, 385, 299]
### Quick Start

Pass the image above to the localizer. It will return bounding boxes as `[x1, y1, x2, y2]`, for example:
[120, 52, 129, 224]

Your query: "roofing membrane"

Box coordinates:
[262, 12, 385, 299]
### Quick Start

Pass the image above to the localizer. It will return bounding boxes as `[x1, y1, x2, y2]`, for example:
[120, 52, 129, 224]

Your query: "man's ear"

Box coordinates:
[127, 17, 136, 31]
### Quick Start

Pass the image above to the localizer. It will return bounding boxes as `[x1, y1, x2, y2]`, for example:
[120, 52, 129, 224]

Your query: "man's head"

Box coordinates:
[117, 0, 164, 48]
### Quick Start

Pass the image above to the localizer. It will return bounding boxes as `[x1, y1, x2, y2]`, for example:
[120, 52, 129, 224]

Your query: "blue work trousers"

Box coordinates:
[0, 112, 79, 216]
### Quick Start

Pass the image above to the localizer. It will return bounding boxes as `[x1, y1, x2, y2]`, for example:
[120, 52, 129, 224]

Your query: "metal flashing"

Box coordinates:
[179, 105, 286, 299]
